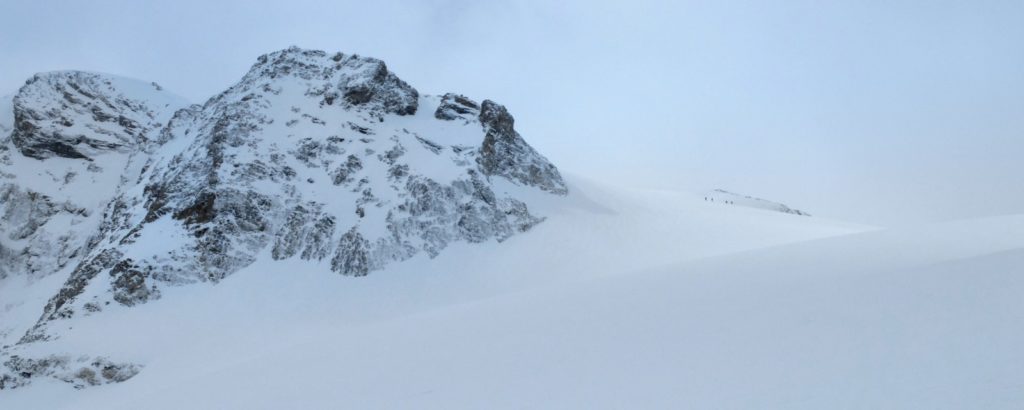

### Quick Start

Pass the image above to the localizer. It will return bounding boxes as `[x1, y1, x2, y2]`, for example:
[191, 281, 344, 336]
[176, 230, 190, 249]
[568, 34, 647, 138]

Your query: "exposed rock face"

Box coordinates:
[478, 101, 567, 195]
[236, 47, 418, 116]
[434, 93, 479, 121]
[0, 73, 186, 283]
[0, 354, 139, 390]
[10, 72, 178, 160]
[0, 47, 568, 385]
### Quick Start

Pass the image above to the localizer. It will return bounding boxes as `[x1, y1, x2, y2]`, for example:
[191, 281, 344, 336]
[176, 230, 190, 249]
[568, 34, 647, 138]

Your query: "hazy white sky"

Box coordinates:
[2, 0, 1022, 225]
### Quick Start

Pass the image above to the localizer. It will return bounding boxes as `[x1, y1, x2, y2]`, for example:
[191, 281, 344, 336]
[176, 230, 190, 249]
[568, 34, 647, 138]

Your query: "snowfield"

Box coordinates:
[3, 175, 1022, 409]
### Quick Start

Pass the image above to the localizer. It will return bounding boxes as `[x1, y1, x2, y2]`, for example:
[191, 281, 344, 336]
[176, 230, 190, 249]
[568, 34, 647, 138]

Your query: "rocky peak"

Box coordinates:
[434, 93, 480, 121]
[226, 46, 419, 116]
[1, 48, 570, 387]
[0, 75, 186, 284]
[478, 100, 567, 195]
[10, 71, 183, 161]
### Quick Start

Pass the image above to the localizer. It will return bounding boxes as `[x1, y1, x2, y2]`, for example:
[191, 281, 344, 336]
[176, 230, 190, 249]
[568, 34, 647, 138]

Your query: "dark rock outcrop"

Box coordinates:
[0, 354, 140, 390]
[478, 100, 567, 194]
[238, 47, 418, 116]
[435, 93, 480, 121]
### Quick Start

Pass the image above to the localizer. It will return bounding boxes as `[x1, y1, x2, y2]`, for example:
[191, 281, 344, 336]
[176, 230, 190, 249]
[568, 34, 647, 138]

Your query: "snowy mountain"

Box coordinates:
[1, 72, 186, 281]
[3, 47, 1020, 410]
[706, 188, 810, 216]
[0, 47, 568, 388]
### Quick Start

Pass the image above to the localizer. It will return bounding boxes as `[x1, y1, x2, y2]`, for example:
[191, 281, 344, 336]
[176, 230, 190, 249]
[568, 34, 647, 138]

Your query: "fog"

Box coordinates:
[2, 0, 1022, 225]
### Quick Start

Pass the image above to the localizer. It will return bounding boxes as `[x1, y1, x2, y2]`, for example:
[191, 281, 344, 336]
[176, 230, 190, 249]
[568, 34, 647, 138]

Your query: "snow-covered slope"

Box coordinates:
[0, 74, 189, 387]
[0, 173, 870, 403]
[4, 206, 1020, 409]
[160, 216, 1019, 410]
[707, 188, 810, 215]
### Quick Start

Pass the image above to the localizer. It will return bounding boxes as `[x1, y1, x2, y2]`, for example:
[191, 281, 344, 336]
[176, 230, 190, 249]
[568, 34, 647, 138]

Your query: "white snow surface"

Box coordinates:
[6, 173, 1022, 408]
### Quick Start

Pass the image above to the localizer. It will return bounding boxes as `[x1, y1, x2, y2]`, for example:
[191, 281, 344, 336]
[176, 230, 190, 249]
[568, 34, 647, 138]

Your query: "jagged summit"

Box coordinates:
[0, 47, 569, 388]
[214, 47, 419, 116]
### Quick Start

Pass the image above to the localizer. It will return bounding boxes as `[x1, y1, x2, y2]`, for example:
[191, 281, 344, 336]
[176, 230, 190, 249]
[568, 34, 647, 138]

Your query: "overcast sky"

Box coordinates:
[2, 0, 1022, 225]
